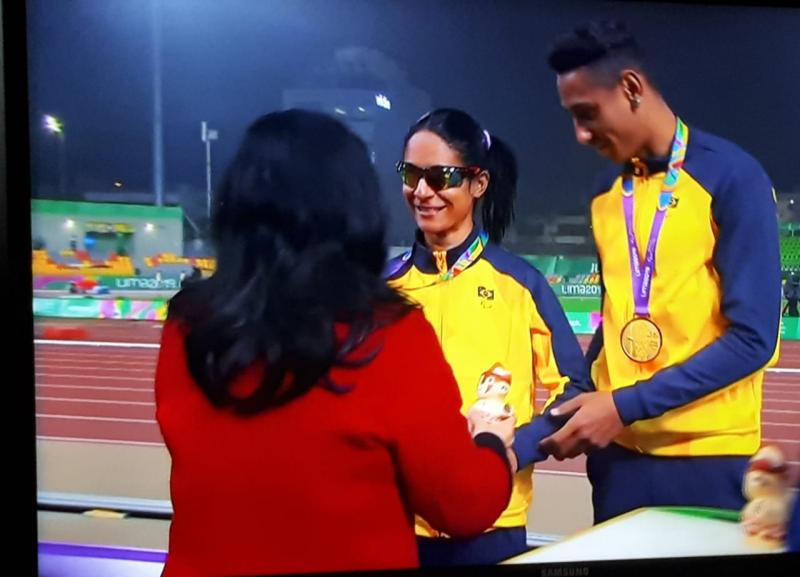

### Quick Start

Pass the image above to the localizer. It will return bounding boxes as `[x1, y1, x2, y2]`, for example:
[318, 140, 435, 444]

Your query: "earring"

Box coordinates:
[631, 96, 642, 109]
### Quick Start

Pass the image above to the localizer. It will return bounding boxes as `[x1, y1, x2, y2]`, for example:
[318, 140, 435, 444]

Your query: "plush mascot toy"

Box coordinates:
[741, 445, 792, 549]
[471, 363, 513, 421]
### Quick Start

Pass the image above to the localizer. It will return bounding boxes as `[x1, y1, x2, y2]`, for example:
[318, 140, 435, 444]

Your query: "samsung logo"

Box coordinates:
[541, 567, 589, 577]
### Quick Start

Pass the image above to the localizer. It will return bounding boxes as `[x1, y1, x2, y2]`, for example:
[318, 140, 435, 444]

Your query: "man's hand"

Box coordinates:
[538, 392, 624, 460]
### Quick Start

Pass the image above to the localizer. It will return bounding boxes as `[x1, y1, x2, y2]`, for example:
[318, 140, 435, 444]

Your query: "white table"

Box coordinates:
[504, 507, 785, 564]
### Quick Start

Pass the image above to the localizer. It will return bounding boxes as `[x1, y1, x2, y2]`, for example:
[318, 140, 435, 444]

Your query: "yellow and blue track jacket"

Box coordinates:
[385, 227, 590, 534]
[518, 125, 780, 465]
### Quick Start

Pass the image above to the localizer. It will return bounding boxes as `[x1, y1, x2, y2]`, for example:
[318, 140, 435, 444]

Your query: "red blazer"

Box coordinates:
[156, 308, 511, 576]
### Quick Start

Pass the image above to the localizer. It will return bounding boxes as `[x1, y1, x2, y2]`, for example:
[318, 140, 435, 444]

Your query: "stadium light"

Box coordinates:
[43, 114, 68, 196]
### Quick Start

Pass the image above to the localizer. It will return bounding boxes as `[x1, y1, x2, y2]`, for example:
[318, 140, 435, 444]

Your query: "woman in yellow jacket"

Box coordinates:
[387, 108, 591, 566]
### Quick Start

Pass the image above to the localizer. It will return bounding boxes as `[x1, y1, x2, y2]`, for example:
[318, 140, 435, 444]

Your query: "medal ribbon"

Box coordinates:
[384, 230, 488, 282]
[622, 117, 688, 317]
[439, 230, 488, 281]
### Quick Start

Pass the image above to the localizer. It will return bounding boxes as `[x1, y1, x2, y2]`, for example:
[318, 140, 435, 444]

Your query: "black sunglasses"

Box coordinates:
[396, 161, 481, 192]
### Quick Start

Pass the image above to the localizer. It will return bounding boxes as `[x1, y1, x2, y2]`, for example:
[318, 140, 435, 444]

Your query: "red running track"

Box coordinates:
[34, 319, 800, 482]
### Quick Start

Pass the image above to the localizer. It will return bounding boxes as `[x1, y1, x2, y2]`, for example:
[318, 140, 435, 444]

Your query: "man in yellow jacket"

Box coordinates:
[513, 20, 781, 524]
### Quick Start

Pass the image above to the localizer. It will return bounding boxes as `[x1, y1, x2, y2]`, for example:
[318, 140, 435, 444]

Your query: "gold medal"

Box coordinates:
[620, 317, 662, 363]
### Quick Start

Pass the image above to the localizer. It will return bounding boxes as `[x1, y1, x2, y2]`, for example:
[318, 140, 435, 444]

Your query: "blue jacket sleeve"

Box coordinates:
[612, 159, 781, 425]
[512, 270, 595, 468]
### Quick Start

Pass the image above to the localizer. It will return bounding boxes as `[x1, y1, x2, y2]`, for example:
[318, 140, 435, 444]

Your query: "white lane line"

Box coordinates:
[36, 413, 156, 424]
[37, 436, 163, 447]
[37, 396, 154, 406]
[36, 384, 152, 392]
[36, 373, 152, 382]
[35, 340, 160, 349]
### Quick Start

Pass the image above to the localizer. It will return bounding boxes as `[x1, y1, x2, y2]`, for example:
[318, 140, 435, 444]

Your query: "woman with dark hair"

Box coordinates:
[155, 109, 515, 576]
[387, 108, 590, 566]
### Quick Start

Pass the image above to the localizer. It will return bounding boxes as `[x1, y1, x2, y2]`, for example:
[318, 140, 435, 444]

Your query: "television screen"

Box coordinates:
[5, 0, 798, 575]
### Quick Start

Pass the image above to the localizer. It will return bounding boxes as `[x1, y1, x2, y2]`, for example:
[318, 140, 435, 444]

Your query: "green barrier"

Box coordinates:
[779, 222, 800, 235]
[559, 296, 602, 314]
[33, 297, 168, 320]
[34, 298, 100, 318]
[520, 255, 598, 278]
[781, 317, 800, 339]
[34, 275, 181, 291]
[31, 295, 800, 339]
[564, 312, 601, 335]
[561, 300, 800, 340]
[32, 199, 182, 220]
[520, 255, 558, 276]
[553, 257, 598, 277]
[563, 303, 800, 340]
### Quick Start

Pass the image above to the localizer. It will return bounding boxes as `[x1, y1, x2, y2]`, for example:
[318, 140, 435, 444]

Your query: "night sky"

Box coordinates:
[25, 0, 800, 242]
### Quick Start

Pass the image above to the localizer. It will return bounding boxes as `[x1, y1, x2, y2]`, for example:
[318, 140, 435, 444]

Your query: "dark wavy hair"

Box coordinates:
[169, 109, 413, 414]
[403, 108, 518, 244]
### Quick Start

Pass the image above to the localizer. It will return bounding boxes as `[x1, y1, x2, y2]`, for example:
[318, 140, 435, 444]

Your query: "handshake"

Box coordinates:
[465, 363, 518, 473]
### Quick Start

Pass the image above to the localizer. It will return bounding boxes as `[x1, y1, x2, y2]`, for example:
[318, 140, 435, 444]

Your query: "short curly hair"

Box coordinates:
[546, 20, 649, 87]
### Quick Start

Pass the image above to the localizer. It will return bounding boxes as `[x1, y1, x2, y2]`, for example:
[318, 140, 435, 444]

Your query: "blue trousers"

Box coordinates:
[586, 442, 750, 524]
[416, 526, 529, 566]
[788, 484, 800, 552]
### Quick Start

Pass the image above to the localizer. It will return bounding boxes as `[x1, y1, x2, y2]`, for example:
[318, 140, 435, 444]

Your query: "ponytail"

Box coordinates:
[480, 135, 518, 244]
